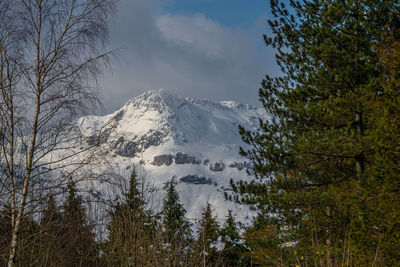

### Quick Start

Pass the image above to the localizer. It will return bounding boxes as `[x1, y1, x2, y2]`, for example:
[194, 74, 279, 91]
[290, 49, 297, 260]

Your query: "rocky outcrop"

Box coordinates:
[228, 161, 253, 171]
[175, 152, 200, 164]
[105, 128, 169, 158]
[138, 129, 167, 150]
[88, 189, 102, 199]
[152, 154, 174, 166]
[180, 175, 212, 185]
[115, 141, 138, 157]
[209, 162, 225, 172]
[113, 136, 125, 149]
[87, 129, 112, 146]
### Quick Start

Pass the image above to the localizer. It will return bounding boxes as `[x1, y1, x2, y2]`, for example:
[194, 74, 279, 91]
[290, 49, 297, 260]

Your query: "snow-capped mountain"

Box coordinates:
[77, 89, 268, 223]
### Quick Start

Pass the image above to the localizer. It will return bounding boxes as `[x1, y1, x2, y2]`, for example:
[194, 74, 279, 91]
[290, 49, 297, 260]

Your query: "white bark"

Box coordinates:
[0, 0, 117, 265]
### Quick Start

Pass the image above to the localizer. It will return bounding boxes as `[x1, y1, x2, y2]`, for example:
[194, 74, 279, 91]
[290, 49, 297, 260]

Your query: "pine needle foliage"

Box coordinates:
[233, 0, 400, 265]
[160, 177, 192, 266]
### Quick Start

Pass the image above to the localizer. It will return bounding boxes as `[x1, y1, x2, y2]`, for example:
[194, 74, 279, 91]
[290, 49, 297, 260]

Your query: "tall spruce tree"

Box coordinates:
[105, 168, 156, 266]
[0, 206, 42, 266]
[195, 202, 220, 267]
[233, 0, 400, 265]
[38, 196, 64, 266]
[220, 210, 246, 266]
[160, 177, 191, 265]
[61, 180, 98, 266]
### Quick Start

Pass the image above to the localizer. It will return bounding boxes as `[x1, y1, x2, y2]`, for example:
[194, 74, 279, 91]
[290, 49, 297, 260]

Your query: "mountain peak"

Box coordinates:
[125, 88, 180, 106]
[76, 90, 268, 223]
[80, 89, 267, 152]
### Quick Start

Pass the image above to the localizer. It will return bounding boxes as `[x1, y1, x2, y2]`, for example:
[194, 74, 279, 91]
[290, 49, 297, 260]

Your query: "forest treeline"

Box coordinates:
[0, 170, 251, 266]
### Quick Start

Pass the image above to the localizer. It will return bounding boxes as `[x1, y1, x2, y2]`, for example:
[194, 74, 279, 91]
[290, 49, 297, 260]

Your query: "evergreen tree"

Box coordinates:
[41, 196, 62, 227]
[0, 205, 42, 265]
[60, 179, 98, 266]
[195, 202, 220, 267]
[38, 196, 64, 266]
[0, 206, 11, 262]
[105, 169, 157, 266]
[14, 216, 40, 266]
[357, 26, 400, 265]
[220, 210, 246, 266]
[161, 177, 190, 243]
[160, 177, 191, 265]
[126, 168, 145, 215]
[233, 0, 400, 265]
[242, 214, 293, 266]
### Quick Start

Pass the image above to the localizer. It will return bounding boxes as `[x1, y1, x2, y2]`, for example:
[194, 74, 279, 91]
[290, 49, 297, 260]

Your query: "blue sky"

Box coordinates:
[99, 0, 280, 114]
[164, 0, 268, 28]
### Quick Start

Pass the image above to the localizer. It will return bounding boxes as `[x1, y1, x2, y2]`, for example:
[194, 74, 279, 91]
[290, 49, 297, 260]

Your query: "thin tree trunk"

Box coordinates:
[326, 206, 332, 267]
[372, 233, 383, 267]
[355, 111, 364, 173]
[8, 2, 42, 266]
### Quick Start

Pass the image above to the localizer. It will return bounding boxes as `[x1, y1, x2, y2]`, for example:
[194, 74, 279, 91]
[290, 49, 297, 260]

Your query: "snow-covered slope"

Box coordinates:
[77, 89, 268, 223]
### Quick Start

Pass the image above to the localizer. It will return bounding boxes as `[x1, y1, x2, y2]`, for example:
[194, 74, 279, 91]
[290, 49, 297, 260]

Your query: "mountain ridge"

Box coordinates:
[76, 89, 268, 223]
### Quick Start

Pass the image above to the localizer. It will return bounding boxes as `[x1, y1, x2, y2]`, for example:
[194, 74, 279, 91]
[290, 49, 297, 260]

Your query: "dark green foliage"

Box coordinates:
[160, 177, 191, 264]
[104, 169, 157, 266]
[126, 168, 145, 214]
[0, 206, 11, 262]
[220, 210, 247, 266]
[233, 0, 400, 265]
[161, 177, 190, 243]
[59, 180, 99, 266]
[1, 189, 101, 266]
[195, 202, 221, 267]
[37, 196, 65, 266]
[242, 214, 297, 266]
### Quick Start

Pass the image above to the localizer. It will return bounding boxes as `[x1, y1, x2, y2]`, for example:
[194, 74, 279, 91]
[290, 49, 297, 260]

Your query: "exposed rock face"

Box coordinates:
[180, 175, 212, 185]
[152, 154, 174, 166]
[203, 159, 210, 166]
[138, 130, 167, 150]
[175, 152, 200, 164]
[229, 161, 253, 171]
[113, 136, 125, 149]
[113, 110, 124, 121]
[87, 111, 124, 146]
[87, 130, 111, 146]
[115, 141, 137, 157]
[209, 162, 225, 172]
[88, 189, 102, 199]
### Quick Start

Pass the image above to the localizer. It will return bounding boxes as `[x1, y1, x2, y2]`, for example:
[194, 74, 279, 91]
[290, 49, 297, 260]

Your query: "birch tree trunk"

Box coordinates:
[0, 1, 117, 266]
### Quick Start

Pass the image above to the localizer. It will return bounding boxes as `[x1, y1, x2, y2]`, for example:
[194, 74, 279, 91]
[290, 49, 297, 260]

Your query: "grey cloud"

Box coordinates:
[99, 0, 272, 114]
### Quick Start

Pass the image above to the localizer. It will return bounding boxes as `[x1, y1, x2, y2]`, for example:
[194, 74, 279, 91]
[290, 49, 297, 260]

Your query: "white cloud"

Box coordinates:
[98, 0, 270, 114]
[156, 14, 227, 59]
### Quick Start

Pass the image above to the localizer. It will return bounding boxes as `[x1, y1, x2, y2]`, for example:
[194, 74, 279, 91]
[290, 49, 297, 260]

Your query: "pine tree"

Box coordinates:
[14, 215, 40, 266]
[105, 169, 157, 266]
[160, 177, 191, 265]
[0, 206, 11, 262]
[220, 210, 246, 266]
[233, 0, 400, 265]
[126, 168, 145, 215]
[195, 202, 220, 267]
[38, 196, 64, 266]
[60, 179, 98, 266]
[0, 206, 41, 265]
[41, 196, 62, 227]
[356, 27, 400, 265]
[161, 177, 190, 243]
